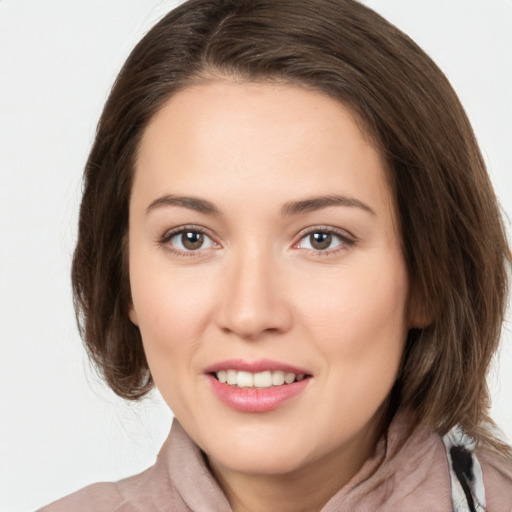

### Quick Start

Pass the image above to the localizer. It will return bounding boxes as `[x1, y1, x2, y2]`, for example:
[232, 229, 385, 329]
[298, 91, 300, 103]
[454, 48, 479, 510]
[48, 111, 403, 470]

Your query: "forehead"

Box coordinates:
[134, 80, 394, 220]
[139, 79, 376, 158]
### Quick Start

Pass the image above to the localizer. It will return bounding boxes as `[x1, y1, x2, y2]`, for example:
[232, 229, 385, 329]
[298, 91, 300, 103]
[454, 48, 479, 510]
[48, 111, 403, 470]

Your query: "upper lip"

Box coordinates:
[204, 359, 312, 375]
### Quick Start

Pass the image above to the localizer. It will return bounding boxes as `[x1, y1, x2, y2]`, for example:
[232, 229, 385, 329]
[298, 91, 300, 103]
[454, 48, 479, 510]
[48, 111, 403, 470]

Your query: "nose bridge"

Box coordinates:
[216, 239, 291, 339]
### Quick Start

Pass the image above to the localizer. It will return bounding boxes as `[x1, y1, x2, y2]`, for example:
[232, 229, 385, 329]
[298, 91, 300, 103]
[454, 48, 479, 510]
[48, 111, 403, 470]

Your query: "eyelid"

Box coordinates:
[158, 224, 221, 256]
[293, 225, 357, 253]
[157, 223, 355, 257]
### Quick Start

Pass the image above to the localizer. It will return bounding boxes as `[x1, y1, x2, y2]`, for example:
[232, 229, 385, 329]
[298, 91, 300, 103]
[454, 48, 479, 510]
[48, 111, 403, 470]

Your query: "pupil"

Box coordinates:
[182, 231, 204, 250]
[311, 232, 331, 250]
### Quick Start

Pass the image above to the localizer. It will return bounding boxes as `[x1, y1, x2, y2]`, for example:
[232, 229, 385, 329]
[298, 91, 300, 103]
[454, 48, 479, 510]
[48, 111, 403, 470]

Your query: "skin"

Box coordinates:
[128, 80, 419, 512]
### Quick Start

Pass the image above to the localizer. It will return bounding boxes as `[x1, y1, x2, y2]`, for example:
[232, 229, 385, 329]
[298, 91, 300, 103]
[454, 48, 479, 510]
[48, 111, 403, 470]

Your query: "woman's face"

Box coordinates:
[129, 80, 415, 477]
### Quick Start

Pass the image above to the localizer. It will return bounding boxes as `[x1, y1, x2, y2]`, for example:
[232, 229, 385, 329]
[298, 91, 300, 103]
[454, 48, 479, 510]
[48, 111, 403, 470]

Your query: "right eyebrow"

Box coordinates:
[145, 194, 221, 215]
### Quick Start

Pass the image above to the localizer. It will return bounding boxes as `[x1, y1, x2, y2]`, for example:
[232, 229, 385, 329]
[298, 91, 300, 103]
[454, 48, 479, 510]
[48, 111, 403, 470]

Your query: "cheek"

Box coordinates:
[294, 255, 409, 374]
[130, 252, 211, 333]
[129, 258, 218, 387]
[130, 274, 200, 412]
[298, 259, 409, 435]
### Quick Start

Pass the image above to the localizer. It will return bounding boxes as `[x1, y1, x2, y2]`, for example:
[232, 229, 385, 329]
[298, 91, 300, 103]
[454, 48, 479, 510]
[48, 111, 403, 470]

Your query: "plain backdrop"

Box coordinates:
[1, 1, 511, 510]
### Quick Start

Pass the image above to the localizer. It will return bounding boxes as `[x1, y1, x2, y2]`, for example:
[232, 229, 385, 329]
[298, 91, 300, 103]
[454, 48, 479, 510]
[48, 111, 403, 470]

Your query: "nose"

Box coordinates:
[215, 246, 293, 340]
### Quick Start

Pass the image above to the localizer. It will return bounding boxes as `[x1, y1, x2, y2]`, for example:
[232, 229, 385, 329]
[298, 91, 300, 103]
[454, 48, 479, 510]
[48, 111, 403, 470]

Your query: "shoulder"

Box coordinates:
[37, 481, 126, 512]
[38, 459, 191, 512]
[37, 437, 186, 512]
[477, 448, 512, 511]
[36, 420, 228, 511]
[38, 463, 188, 512]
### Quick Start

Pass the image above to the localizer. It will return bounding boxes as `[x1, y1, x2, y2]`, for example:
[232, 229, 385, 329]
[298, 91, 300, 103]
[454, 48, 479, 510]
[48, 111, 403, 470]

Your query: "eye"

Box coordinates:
[295, 228, 355, 253]
[160, 227, 218, 254]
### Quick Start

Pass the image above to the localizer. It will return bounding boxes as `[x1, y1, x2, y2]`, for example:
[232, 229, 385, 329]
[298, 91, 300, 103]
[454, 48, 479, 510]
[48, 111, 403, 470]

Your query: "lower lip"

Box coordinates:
[207, 375, 310, 413]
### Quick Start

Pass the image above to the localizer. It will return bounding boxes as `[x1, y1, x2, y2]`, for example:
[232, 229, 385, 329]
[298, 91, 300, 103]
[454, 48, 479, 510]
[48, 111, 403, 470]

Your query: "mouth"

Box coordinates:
[211, 369, 310, 388]
[204, 360, 312, 413]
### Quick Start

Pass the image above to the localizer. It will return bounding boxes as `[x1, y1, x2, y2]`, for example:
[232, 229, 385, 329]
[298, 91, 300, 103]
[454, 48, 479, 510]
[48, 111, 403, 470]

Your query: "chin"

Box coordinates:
[201, 427, 321, 476]
[209, 446, 311, 476]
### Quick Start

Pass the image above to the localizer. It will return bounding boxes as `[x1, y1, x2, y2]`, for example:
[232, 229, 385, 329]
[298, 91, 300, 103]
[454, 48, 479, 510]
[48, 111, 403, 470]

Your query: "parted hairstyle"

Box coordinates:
[72, 0, 511, 454]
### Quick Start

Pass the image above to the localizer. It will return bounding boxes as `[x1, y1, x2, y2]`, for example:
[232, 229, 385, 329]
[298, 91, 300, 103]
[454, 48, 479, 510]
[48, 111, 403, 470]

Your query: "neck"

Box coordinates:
[208, 416, 385, 512]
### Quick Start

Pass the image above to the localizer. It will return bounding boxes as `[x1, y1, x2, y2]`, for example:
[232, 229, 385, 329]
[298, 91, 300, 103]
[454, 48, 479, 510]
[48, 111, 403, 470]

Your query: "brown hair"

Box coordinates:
[72, 0, 511, 454]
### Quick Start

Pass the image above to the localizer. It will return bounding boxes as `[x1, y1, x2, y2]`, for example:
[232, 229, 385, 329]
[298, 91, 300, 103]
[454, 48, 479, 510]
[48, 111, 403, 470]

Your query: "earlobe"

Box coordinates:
[409, 309, 432, 329]
[128, 304, 139, 326]
[407, 290, 433, 329]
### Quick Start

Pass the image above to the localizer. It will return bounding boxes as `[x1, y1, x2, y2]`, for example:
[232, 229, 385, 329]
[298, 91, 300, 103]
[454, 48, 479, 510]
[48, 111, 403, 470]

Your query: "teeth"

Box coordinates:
[214, 370, 307, 388]
[237, 371, 254, 388]
[272, 371, 285, 386]
[284, 372, 296, 384]
[253, 371, 272, 388]
[227, 369, 237, 385]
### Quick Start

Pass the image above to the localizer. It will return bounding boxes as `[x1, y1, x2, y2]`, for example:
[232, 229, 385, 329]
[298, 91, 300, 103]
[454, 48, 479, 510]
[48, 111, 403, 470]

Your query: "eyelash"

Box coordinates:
[158, 225, 218, 257]
[293, 225, 356, 255]
[157, 225, 356, 257]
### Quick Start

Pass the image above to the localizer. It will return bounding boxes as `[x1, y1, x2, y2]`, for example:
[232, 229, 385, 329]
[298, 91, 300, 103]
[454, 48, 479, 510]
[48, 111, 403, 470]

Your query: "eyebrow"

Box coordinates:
[281, 195, 376, 216]
[146, 195, 221, 215]
[145, 193, 375, 217]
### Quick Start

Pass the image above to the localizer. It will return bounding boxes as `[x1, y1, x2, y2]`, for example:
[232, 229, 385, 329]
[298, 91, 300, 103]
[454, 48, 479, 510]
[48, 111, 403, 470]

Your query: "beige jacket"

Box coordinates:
[39, 413, 512, 512]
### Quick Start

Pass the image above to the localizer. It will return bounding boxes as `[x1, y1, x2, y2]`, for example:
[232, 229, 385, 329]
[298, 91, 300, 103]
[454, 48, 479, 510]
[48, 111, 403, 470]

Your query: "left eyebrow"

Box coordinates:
[281, 195, 376, 216]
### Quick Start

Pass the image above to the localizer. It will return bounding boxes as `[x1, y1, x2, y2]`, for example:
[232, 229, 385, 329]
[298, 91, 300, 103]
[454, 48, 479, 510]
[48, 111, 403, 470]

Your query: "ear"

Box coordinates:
[128, 303, 139, 326]
[407, 287, 433, 329]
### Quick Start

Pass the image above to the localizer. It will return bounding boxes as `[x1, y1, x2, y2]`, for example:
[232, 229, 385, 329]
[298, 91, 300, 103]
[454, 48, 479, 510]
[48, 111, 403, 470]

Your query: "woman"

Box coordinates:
[40, 0, 512, 510]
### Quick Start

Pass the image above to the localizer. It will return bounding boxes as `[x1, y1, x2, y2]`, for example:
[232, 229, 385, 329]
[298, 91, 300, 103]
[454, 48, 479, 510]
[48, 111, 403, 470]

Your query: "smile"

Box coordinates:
[214, 370, 307, 388]
[205, 360, 312, 413]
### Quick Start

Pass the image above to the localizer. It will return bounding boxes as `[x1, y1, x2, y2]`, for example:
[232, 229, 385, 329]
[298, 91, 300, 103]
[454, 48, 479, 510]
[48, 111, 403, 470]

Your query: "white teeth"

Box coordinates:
[284, 372, 296, 384]
[227, 369, 237, 385]
[237, 371, 254, 388]
[214, 369, 307, 388]
[253, 371, 272, 388]
[272, 370, 285, 386]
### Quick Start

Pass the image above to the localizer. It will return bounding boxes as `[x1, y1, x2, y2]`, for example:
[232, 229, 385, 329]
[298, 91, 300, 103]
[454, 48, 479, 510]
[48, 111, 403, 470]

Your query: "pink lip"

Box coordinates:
[203, 358, 310, 375]
[207, 376, 310, 413]
[204, 359, 312, 413]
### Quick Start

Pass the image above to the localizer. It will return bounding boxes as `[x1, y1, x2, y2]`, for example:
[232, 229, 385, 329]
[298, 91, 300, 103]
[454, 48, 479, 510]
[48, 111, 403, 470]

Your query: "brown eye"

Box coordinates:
[295, 228, 354, 253]
[309, 232, 332, 250]
[166, 229, 216, 253]
[181, 231, 204, 250]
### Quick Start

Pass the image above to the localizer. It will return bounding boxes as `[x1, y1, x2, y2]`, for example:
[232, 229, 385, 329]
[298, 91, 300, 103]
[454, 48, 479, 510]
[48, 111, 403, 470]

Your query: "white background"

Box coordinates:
[1, 1, 511, 511]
